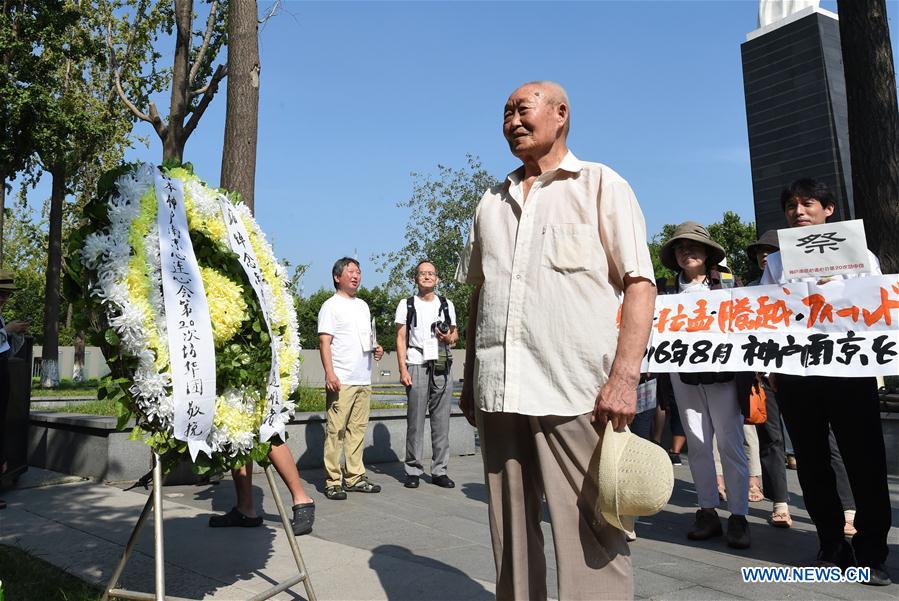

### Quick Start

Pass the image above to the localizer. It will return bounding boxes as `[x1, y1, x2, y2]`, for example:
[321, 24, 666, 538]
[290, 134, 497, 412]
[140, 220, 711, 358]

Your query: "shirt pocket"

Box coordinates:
[541, 223, 600, 273]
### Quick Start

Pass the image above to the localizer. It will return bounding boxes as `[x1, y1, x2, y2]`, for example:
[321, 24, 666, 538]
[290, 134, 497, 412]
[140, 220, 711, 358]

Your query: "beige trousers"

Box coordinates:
[477, 410, 633, 601]
[324, 385, 371, 488]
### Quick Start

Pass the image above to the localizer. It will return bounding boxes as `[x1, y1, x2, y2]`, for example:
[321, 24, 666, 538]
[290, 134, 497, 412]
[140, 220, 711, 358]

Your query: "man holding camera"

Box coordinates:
[395, 260, 458, 489]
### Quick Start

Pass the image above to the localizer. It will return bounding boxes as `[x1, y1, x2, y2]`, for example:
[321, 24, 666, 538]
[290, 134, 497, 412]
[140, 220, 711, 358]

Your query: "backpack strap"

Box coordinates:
[405, 296, 416, 349]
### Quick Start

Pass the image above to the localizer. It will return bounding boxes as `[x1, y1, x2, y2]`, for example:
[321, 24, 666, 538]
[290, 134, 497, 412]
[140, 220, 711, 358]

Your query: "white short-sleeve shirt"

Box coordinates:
[456, 151, 656, 416]
[394, 295, 457, 365]
[317, 294, 373, 385]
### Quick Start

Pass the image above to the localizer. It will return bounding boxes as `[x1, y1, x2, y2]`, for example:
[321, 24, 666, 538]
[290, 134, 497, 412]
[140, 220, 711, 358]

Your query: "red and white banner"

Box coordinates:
[645, 275, 899, 376]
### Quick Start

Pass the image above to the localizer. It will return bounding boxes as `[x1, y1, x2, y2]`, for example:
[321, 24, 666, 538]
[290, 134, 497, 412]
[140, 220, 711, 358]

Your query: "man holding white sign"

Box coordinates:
[761, 178, 892, 586]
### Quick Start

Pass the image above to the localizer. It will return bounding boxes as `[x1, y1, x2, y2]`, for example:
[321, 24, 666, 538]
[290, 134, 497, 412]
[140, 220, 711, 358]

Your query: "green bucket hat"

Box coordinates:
[659, 221, 726, 271]
[746, 229, 780, 259]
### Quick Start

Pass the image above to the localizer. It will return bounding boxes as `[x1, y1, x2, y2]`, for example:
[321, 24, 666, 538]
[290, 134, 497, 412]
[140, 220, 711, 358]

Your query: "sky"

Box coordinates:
[21, 0, 898, 292]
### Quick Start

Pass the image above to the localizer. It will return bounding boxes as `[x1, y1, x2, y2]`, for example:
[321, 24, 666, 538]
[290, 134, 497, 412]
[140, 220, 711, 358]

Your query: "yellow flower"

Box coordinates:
[214, 397, 263, 433]
[199, 266, 248, 346]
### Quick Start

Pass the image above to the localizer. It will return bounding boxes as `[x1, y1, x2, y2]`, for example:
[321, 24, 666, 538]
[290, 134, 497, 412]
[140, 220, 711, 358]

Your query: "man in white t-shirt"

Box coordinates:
[394, 260, 459, 489]
[761, 179, 892, 586]
[318, 257, 384, 500]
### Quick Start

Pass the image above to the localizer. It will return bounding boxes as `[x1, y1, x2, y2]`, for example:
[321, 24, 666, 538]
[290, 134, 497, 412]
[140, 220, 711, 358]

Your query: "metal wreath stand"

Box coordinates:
[100, 452, 316, 601]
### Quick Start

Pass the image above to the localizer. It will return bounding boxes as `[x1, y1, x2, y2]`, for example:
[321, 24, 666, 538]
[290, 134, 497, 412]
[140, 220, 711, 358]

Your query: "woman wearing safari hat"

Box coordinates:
[656, 221, 751, 549]
[0, 269, 28, 510]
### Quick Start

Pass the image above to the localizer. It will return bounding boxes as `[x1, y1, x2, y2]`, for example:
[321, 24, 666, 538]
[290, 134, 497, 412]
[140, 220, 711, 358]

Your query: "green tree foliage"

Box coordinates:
[648, 223, 677, 282]
[707, 211, 759, 283]
[29, 1, 169, 386]
[648, 212, 757, 284]
[373, 156, 500, 347]
[356, 286, 403, 353]
[2, 190, 48, 340]
[0, 0, 79, 265]
[294, 288, 333, 351]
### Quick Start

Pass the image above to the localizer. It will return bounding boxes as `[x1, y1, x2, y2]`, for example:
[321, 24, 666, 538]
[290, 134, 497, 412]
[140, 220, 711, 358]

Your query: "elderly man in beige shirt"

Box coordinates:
[457, 81, 656, 601]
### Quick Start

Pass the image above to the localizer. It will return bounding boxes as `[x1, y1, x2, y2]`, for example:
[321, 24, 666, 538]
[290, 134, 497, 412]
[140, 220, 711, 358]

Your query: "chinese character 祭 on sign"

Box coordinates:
[761, 179, 892, 586]
[795, 231, 846, 254]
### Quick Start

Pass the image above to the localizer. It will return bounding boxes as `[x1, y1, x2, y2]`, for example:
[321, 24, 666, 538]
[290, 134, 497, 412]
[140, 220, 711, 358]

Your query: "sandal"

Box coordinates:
[208, 506, 263, 528]
[768, 511, 792, 528]
[748, 478, 764, 502]
[291, 502, 315, 536]
[844, 518, 857, 537]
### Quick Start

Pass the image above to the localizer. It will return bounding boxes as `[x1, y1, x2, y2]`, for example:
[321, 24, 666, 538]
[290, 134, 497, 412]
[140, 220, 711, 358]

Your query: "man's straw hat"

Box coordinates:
[597, 422, 674, 538]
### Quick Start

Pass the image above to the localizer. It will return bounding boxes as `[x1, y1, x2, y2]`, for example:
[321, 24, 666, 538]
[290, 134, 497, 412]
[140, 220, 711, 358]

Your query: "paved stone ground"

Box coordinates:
[0, 452, 897, 600]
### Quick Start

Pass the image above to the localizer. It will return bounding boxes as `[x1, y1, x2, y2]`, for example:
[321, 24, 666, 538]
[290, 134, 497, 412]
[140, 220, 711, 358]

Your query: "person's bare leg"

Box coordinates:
[233, 462, 257, 517]
[672, 434, 686, 454]
[652, 406, 666, 444]
[269, 443, 313, 505]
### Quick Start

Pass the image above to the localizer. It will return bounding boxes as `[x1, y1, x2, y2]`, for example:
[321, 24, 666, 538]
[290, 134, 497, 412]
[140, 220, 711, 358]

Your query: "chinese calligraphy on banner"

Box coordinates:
[645, 275, 899, 376]
[218, 197, 285, 443]
[155, 171, 217, 460]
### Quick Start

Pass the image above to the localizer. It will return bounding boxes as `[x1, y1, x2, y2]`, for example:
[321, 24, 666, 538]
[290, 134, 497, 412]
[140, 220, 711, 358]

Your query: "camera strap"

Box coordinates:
[405, 294, 450, 351]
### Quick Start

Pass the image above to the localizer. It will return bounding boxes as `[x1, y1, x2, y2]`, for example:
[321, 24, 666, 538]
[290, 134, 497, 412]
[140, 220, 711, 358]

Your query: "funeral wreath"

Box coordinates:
[66, 163, 301, 474]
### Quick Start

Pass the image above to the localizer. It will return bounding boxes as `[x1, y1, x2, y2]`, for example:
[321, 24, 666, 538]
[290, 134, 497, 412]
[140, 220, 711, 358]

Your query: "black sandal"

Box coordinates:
[208, 506, 263, 528]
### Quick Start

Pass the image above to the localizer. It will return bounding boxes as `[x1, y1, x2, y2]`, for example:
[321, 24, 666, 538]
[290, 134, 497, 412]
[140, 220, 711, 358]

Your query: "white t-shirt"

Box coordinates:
[318, 294, 374, 385]
[394, 295, 457, 365]
[761, 249, 882, 284]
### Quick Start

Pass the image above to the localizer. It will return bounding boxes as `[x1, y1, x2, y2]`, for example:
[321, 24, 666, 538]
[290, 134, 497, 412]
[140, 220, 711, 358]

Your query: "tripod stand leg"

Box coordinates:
[263, 464, 316, 601]
[100, 494, 153, 601]
[101, 453, 167, 601]
[152, 453, 166, 601]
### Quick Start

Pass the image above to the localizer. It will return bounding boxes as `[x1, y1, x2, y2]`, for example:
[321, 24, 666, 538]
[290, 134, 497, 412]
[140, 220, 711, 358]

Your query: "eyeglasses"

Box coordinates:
[418, 271, 437, 277]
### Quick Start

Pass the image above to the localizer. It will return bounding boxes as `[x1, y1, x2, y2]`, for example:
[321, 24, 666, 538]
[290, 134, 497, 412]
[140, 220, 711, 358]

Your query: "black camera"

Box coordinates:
[431, 320, 450, 336]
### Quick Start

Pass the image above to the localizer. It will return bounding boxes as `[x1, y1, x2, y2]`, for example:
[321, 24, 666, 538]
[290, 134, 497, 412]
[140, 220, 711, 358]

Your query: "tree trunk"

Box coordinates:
[40, 163, 65, 388]
[73, 330, 85, 383]
[164, 0, 194, 163]
[220, 0, 260, 214]
[0, 171, 6, 268]
[837, 0, 899, 273]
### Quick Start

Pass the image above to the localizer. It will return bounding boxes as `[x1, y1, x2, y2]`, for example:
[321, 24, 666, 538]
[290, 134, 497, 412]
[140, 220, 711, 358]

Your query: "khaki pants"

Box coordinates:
[477, 410, 632, 601]
[324, 385, 371, 488]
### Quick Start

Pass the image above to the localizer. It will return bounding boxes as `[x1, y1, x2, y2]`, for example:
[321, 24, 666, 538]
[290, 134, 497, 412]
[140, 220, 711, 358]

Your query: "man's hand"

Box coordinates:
[400, 368, 412, 387]
[592, 373, 637, 430]
[435, 328, 457, 346]
[373, 345, 384, 361]
[5, 320, 28, 334]
[325, 372, 341, 393]
[459, 381, 476, 427]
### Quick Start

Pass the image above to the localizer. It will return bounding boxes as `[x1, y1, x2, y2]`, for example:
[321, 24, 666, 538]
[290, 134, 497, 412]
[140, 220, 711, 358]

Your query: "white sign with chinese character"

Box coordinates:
[218, 196, 285, 443]
[156, 171, 216, 460]
[778, 219, 871, 279]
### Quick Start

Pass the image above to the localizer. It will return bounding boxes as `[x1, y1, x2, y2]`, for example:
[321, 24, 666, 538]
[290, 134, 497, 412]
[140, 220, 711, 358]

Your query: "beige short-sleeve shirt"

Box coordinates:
[456, 152, 655, 416]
